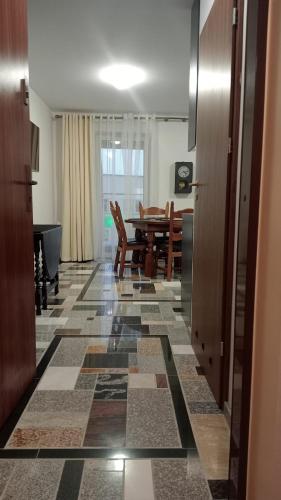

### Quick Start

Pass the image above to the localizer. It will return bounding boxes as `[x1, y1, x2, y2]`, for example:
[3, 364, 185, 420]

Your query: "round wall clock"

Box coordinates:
[175, 162, 193, 194]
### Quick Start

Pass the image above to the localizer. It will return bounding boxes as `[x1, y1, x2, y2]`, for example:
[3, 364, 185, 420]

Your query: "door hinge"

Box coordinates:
[228, 137, 233, 155]
[233, 6, 238, 26]
[220, 341, 224, 357]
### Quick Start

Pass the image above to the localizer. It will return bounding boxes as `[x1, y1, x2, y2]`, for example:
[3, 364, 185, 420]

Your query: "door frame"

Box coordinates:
[228, 0, 269, 497]
[221, 0, 244, 409]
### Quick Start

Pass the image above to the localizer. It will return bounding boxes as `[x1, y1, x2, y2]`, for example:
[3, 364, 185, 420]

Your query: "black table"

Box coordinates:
[33, 224, 62, 315]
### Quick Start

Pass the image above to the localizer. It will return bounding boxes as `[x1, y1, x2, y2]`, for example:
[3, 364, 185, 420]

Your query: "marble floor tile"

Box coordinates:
[64, 318, 87, 330]
[174, 354, 199, 372]
[181, 379, 214, 402]
[152, 458, 212, 500]
[137, 338, 162, 355]
[133, 301, 159, 305]
[190, 414, 230, 480]
[79, 464, 123, 500]
[137, 354, 166, 374]
[83, 401, 127, 447]
[94, 374, 128, 399]
[56, 460, 84, 500]
[36, 341, 51, 349]
[175, 314, 185, 321]
[54, 328, 82, 336]
[7, 427, 84, 448]
[16, 411, 89, 429]
[122, 324, 150, 335]
[107, 337, 137, 353]
[156, 374, 168, 388]
[26, 390, 93, 413]
[85, 459, 124, 471]
[149, 324, 169, 335]
[36, 317, 68, 326]
[189, 402, 222, 414]
[0, 461, 16, 496]
[83, 352, 129, 369]
[141, 312, 163, 322]
[75, 373, 97, 390]
[87, 345, 107, 353]
[161, 281, 180, 287]
[128, 373, 156, 388]
[37, 367, 80, 390]
[126, 389, 180, 448]
[168, 331, 191, 345]
[172, 344, 194, 355]
[124, 460, 154, 500]
[1, 460, 64, 500]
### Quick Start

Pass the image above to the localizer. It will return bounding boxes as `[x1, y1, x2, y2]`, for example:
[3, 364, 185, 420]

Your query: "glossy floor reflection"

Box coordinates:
[0, 262, 230, 499]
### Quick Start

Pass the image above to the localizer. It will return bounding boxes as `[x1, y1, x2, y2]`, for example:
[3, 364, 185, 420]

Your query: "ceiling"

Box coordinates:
[28, 0, 192, 115]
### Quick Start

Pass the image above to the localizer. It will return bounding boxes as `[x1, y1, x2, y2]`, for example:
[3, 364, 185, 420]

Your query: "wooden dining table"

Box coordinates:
[125, 217, 182, 278]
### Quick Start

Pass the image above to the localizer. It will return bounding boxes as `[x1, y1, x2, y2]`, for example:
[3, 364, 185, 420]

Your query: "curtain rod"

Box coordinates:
[53, 113, 188, 122]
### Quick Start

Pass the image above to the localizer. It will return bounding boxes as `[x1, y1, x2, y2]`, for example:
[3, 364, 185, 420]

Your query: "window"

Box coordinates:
[101, 144, 144, 260]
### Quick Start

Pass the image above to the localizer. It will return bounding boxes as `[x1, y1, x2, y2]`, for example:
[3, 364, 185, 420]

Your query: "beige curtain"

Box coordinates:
[61, 113, 93, 261]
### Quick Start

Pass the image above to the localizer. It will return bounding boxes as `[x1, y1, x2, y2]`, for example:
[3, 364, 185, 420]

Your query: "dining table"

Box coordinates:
[125, 217, 182, 278]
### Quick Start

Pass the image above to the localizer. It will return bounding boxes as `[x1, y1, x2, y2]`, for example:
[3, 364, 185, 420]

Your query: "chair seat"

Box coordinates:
[158, 240, 182, 252]
[155, 235, 169, 245]
[123, 239, 147, 247]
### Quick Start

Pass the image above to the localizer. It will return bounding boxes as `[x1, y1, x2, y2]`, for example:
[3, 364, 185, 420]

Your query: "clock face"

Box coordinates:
[178, 165, 190, 178]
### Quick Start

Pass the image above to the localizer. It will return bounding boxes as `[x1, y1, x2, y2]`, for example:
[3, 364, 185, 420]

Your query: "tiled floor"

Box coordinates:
[0, 262, 230, 499]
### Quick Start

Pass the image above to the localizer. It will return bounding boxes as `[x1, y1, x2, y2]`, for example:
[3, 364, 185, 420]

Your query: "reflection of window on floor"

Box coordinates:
[101, 143, 144, 260]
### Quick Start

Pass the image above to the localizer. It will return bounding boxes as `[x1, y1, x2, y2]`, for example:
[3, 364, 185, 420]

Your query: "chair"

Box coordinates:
[157, 201, 193, 281]
[139, 201, 169, 218]
[139, 201, 169, 245]
[110, 201, 147, 278]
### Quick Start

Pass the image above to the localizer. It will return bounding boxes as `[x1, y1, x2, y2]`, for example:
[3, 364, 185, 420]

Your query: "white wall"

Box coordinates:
[200, 0, 215, 34]
[157, 121, 196, 210]
[30, 88, 55, 224]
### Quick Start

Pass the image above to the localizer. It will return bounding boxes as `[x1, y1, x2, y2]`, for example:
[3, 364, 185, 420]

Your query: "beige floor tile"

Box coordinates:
[190, 414, 230, 480]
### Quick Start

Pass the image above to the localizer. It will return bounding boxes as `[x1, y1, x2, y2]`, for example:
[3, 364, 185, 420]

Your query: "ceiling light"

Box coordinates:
[99, 64, 146, 90]
[114, 140, 121, 145]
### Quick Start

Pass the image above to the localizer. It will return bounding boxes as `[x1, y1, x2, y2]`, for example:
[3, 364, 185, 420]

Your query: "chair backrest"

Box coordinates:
[110, 201, 125, 245]
[110, 201, 120, 242]
[169, 201, 194, 243]
[114, 201, 127, 244]
[139, 201, 169, 218]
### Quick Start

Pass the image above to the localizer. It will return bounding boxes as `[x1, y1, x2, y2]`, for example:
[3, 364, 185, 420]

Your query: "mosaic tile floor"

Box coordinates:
[0, 262, 230, 499]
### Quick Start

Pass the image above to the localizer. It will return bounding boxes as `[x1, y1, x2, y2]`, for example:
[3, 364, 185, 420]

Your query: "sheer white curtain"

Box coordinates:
[91, 114, 158, 260]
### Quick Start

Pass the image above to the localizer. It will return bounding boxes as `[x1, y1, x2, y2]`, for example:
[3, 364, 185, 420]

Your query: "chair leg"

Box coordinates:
[119, 248, 126, 278]
[167, 251, 173, 281]
[114, 249, 120, 272]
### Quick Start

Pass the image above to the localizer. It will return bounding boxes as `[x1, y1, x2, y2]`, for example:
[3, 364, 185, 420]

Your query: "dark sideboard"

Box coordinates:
[33, 224, 62, 315]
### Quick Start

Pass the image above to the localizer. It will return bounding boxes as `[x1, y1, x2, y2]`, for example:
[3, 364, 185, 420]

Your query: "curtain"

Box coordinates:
[91, 114, 158, 260]
[61, 113, 93, 261]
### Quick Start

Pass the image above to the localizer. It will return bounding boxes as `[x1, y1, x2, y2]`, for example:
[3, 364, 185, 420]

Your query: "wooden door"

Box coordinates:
[191, 0, 235, 404]
[0, 0, 36, 427]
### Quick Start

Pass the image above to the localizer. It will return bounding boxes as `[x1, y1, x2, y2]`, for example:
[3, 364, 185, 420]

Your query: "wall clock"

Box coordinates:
[174, 162, 193, 194]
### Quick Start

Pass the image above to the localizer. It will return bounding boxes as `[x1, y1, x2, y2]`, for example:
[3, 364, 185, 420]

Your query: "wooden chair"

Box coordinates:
[110, 201, 147, 278]
[139, 201, 169, 245]
[157, 201, 193, 281]
[139, 201, 169, 218]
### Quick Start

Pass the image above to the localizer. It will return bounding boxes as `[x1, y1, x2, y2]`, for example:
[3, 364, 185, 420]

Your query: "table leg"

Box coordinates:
[145, 231, 156, 278]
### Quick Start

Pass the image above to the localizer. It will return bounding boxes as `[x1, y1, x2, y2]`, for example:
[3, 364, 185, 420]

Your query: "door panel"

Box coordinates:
[0, 0, 36, 427]
[191, 0, 233, 404]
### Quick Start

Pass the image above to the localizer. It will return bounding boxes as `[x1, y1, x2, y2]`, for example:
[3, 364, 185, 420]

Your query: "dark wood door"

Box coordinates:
[0, 0, 36, 427]
[191, 0, 234, 404]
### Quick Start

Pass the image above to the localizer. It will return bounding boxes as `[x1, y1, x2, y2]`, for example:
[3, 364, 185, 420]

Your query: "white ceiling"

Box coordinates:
[28, 0, 192, 115]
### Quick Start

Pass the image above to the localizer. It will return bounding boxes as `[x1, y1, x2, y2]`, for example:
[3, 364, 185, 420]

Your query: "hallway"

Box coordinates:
[0, 263, 229, 499]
